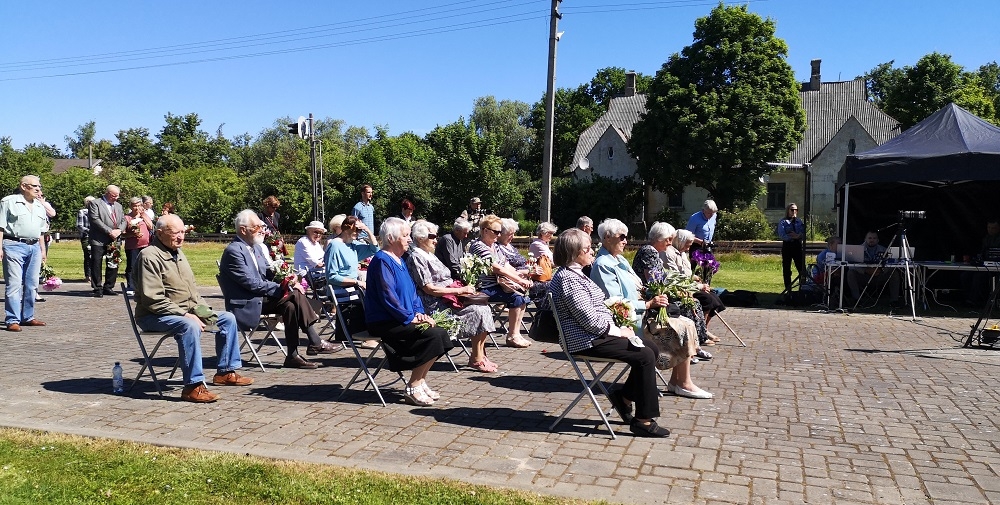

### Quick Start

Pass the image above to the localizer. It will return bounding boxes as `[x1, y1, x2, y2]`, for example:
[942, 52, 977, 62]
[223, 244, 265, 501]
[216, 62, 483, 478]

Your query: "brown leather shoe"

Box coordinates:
[306, 341, 339, 355]
[23, 319, 46, 327]
[181, 383, 219, 403]
[211, 371, 254, 386]
[5, 323, 21, 332]
[283, 354, 319, 369]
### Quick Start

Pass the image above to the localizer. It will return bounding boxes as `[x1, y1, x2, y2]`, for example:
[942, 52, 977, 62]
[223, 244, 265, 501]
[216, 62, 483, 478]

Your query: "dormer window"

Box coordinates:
[608, 146, 614, 160]
[848, 139, 856, 154]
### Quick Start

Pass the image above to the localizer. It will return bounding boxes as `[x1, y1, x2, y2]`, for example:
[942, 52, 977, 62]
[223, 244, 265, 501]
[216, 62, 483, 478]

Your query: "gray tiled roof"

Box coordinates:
[50, 158, 102, 174]
[788, 79, 899, 164]
[570, 93, 646, 171]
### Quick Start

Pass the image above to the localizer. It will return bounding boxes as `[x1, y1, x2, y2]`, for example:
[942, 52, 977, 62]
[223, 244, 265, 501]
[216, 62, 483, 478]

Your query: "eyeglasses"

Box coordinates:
[617, 234, 628, 241]
[487, 228, 502, 235]
[427, 233, 438, 239]
[26, 184, 41, 189]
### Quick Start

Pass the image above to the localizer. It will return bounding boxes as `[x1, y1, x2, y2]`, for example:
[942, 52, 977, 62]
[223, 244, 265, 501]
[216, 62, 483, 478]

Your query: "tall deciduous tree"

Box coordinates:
[65, 121, 96, 159]
[862, 53, 999, 129]
[628, 3, 805, 210]
[470, 96, 535, 172]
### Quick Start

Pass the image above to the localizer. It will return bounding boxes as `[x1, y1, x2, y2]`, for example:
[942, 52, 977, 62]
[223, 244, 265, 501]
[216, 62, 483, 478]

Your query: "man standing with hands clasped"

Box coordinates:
[778, 202, 806, 291]
[0, 175, 49, 332]
[88, 185, 126, 297]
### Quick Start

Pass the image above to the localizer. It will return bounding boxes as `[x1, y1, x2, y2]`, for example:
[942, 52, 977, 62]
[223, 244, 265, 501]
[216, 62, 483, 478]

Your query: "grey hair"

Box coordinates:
[597, 218, 628, 241]
[156, 214, 182, 231]
[411, 220, 439, 242]
[142, 195, 153, 204]
[535, 221, 558, 236]
[500, 218, 519, 235]
[703, 199, 718, 212]
[648, 221, 676, 243]
[673, 229, 695, 249]
[84, 196, 96, 204]
[233, 209, 258, 230]
[128, 196, 142, 206]
[553, 228, 591, 267]
[379, 217, 408, 248]
[576, 216, 593, 229]
[452, 217, 472, 233]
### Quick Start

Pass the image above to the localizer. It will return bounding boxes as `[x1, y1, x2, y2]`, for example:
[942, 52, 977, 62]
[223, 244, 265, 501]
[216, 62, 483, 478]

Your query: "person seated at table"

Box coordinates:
[293, 221, 328, 286]
[632, 222, 714, 359]
[528, 222, 558, 262]
[469, 215, 533, 348]
[846, 231, 900, 305]
[325, 214, 379, 346]
[435, 217, 473, 281]
[549, 228, 669, 438]
[365, 217, 454, 406]
[663, 230, 727, 343]
[407, 220, 498, 373]
[812, 236, 841, 285]
[591, 219, 711, 400]
[964, 220, 1000, 306]
[220, 210, 337, 365]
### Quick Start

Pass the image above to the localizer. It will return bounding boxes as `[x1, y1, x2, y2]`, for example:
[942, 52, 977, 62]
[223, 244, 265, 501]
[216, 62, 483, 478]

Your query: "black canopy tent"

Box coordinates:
[838, 103, 1000, 260]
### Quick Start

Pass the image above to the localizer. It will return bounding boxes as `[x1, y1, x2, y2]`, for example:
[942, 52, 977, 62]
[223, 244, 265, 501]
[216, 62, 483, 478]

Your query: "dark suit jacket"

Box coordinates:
[87, 197, 125, 246]
[218, 237, 283, 331]
[435, 232, 465, 281]
[257, 211, 281, 234]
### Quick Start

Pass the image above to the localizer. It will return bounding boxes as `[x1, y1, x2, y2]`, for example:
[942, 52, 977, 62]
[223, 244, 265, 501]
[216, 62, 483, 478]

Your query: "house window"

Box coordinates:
[848, 139, 856, 154]
[766, 183, 786, 210]
[607, 146, 614, 160]
[668, 192, 683, 208]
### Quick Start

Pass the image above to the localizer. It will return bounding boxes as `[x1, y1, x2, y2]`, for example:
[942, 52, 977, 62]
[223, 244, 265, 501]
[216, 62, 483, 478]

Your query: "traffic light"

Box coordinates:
[287, 116, 307, 139]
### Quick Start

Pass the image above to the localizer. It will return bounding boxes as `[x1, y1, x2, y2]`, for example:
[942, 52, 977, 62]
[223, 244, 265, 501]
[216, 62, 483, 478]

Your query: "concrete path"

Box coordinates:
[1, 282, 998, 504]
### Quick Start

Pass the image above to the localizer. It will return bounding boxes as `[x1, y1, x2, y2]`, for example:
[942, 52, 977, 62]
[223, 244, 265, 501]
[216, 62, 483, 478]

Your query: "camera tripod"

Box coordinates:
[852, 221, 918, 320]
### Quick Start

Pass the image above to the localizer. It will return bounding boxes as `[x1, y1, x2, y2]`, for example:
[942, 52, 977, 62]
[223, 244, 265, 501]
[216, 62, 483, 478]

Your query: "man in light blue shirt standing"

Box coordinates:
[351, 184, 375, 241]
[0, 175, 50, 331]
[685, 199, 718, 250]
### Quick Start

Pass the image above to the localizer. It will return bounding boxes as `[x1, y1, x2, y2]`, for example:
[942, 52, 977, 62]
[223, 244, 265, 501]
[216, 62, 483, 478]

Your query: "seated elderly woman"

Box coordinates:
[549, 228, 670, 437]
[325, 214, 379, 346]
[469, 215, 533, 348]
[528, 221, 558, 261]
[590, 218, 712, 400]
[632, 222, 714, 359]
[365, 217, 454, 406]
[293, 220, 328, 284]
[663, 229, 726, 344]
[496, 218, 527, 270]
[408, 221, 499, 372]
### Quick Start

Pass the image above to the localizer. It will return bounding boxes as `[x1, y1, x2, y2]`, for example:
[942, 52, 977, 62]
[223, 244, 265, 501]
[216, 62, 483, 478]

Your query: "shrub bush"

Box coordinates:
[715, 205, 772, 240]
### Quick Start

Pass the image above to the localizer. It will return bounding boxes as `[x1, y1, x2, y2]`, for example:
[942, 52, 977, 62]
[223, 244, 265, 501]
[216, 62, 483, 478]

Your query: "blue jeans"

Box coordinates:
[2, 240, 41, 325]
[137, 311, 242, 386]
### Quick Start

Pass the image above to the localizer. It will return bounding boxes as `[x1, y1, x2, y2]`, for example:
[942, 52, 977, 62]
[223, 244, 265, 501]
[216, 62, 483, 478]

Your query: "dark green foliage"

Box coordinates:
[714, 204, 771, 240]
[551, 175, 644, 233]
[628, 3, 806, 210]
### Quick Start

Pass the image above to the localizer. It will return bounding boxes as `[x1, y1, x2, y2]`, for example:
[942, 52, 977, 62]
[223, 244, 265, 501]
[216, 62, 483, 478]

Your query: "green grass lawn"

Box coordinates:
[0, 428, 596, 505]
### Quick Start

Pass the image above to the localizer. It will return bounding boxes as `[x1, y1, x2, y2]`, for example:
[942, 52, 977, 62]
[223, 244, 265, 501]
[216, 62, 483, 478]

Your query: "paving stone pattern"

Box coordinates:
[1, 282, 999, 504]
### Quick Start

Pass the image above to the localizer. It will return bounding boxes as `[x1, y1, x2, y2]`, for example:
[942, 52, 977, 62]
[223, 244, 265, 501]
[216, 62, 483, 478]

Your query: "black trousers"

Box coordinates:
[80, 238, 92, 280]
[262, 289, 321, 354]
[90, 242, 118, 292]
[781, 239, 805, 290]
[574, 335, 660, 419]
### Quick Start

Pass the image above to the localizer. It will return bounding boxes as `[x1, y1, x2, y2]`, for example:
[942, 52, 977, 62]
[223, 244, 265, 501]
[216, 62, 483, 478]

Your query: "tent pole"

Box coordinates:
[842, 183, 850, 242]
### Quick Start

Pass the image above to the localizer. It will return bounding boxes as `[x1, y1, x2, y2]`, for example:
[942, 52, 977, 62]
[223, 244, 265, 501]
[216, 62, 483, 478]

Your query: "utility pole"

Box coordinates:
[539, 0, 562, 222]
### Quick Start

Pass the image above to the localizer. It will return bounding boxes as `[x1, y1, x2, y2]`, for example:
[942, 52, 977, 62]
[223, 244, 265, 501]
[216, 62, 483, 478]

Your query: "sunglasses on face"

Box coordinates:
[616, 234, 627, 241]
[487, 228, 501, 235]
[427, 233, 438, 239]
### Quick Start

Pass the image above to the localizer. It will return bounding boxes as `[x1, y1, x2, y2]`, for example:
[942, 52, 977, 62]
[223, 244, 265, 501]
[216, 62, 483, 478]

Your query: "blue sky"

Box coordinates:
[2, 0, 998, 151]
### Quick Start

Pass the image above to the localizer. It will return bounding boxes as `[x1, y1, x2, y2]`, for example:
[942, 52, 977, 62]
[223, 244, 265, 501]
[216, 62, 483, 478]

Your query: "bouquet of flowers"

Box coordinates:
[415, 309, 463, 339]
[459, 253, 493, 288]
[645, 268, 698, 325]
[263, 229, 287, 260]
[39, 262, 62, 291]
[105, 240, 123, 269]
[271, 260, 297, 286]
[691, 248, 720, 285]
[604, 297, 636, 330]
[359, 256, 372, 271]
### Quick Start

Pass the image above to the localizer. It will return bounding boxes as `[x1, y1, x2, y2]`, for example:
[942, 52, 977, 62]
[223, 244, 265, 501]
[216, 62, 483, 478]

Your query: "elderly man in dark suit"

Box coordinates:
[88, 185, 126, 297]
[218, 210, 335, 370]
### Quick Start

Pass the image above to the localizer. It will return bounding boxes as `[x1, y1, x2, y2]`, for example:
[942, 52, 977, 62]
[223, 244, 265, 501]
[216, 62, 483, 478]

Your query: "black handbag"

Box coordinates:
[458, 292, 490, 306]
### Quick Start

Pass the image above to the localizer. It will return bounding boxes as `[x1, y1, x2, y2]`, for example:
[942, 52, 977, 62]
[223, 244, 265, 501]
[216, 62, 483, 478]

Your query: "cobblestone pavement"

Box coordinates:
[1, 282, 999, 504]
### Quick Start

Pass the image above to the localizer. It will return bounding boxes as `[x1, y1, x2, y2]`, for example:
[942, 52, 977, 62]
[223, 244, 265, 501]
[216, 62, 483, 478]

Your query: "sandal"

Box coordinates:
[420, 382, 441, 400]
[404, 386, 434, 406]
[505, 334, 531, 348]
[483, 356, 499, 370]
[468, 359, 498, 373]
[696, 349, 713, 360]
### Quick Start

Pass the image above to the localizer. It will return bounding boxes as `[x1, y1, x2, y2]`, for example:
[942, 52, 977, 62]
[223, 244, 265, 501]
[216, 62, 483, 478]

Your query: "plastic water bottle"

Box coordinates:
[112, 362, 124, 394]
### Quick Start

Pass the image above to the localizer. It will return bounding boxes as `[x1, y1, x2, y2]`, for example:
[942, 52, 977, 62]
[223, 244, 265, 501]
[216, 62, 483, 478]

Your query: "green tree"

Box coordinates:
[628, 3, 805, 210]
[862, 53, 999, 129]
[64, 121, 96, 159]
[44, 167, 103, 231]
[425, 120, 522, 221]
[0, 138, 53, 193]
[551, 174, 644, 232]
[469, 96, 535, 172]
[155, 113, 231, 173]
[108, 127, 157, 173]
[22, 143, 64, 159]
[154, 166, 247, 232]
